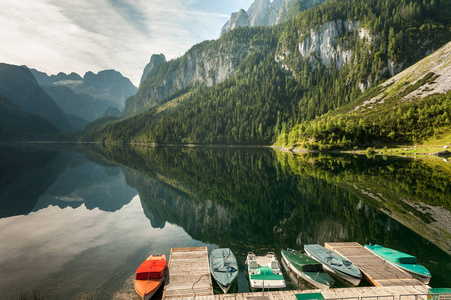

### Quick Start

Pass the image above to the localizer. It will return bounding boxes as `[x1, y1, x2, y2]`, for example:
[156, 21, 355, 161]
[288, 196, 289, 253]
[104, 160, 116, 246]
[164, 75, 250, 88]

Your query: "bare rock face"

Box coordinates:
[298, 20, 358, 68]
[140, 54, 166, 85]
[220, 0, 294, 36]
[123, 40, 252, 115]
[220, 9, 250, 36]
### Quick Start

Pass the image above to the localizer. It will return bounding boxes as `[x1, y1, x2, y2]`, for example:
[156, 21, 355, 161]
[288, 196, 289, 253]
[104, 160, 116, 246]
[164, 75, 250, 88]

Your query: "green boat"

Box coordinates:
[281, 249, 331, 289]
[210, 248, 238, 293]
[365, 244, 431, 284]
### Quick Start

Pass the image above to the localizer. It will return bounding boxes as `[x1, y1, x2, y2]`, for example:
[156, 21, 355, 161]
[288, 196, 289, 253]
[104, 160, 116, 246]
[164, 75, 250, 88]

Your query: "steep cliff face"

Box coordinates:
[276, 19, 374, 76]
[123, 38, 254, 115]
[140, 54, 166, 85]
[298, 20, 358, 68]
[220, 9, 250, 36]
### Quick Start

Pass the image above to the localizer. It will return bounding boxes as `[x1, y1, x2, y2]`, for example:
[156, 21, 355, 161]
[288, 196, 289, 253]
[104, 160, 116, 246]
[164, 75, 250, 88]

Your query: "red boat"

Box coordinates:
[135, 254, 167, 300]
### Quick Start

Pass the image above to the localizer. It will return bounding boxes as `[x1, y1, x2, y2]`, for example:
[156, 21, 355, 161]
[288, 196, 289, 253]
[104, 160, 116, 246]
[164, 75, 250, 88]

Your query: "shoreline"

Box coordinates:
[271, 144, 451, 160]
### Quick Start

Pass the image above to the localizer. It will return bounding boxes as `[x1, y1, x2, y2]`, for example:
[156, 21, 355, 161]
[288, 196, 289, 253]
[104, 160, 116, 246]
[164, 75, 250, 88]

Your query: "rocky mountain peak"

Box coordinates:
[140, 54, 167, 85]
[220, 0, 295, 36]
[220, 9, 250, 36]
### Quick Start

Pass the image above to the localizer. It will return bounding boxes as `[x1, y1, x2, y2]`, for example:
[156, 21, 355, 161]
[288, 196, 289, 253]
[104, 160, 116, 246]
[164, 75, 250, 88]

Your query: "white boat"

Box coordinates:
[246, 252, 286, 290]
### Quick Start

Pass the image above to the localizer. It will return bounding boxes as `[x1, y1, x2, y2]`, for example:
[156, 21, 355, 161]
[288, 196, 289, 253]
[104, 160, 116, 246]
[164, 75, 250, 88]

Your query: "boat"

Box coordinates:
[304, 244, 362, 286]
[209, 248, 239, 293]
[134, 254, 167, 300]
[281, 248, 331, 289]
[246, 252, 286, 290]
[365, 244, 431, 284]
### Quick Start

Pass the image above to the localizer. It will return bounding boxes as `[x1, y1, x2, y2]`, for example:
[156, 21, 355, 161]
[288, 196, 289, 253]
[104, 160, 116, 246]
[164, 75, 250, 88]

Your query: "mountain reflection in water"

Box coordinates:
[0, 144, 449, 299]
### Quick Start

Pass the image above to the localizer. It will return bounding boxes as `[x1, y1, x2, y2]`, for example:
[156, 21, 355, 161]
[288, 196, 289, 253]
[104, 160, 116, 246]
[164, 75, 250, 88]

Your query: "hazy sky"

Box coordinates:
[0, 0, 253, 86]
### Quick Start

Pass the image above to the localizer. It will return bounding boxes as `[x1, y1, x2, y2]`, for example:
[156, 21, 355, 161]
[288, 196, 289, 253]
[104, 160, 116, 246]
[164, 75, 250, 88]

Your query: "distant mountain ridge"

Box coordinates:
[29, 68, 137, 111]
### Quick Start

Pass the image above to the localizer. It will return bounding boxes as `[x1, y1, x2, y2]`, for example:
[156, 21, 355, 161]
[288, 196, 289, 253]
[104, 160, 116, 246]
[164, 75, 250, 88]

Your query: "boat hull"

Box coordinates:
[210, 248, 238, 294]
[364, 245, 431, 284]
[319, 261, 361, 286]
[135, 279, 164, 300]
[134, 254, 167, 300]
[281, 251, 330, 290]
[304, 246, 361, 286]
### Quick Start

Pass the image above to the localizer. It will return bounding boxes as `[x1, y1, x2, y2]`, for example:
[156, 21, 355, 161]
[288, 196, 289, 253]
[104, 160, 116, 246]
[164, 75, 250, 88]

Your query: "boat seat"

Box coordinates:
[270, 260, 280, 271]
[249, 261, 258, 270]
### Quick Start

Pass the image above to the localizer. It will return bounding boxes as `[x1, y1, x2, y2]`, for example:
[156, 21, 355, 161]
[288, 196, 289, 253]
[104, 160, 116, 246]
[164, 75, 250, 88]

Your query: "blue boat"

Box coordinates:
[210, 248, 238, 293]
[365, 244, 431, 284]
[304, 244, 362, 286]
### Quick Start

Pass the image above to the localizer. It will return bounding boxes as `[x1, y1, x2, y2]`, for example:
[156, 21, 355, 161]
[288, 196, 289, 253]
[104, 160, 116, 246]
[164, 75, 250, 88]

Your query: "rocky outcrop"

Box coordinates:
[220, 9, 250, 36]
[276, 19, 377, 77]
[298, 20, 358, 68]
[276, 0, 295, 24]
[140, 54, 166, 85]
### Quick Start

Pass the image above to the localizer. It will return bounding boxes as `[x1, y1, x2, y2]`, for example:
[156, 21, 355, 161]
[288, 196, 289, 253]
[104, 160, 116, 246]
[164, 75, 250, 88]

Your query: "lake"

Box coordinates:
[0, 144, 450, 299]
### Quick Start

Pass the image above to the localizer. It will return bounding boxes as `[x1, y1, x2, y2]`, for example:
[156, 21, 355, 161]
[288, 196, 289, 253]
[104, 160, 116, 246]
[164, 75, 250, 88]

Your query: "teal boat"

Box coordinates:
[281, 249, 331, 289]
[304, 244, 362, 286]
[365, 244, 431, 284]
[210, 248, 238, 293]
[246, 252, 286, 290]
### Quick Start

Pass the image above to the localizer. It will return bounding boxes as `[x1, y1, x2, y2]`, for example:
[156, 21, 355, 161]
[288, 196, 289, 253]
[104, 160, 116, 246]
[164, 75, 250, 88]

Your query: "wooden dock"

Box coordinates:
[161, 246, 437, 300]
[164, 285, 430, 300]
[325, 242, 424, 287]
[163, 247, 213, 299]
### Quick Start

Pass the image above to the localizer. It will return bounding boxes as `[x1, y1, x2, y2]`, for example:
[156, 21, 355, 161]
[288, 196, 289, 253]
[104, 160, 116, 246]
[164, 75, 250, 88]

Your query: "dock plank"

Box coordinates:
[163, 247, 213, 299]
[325, 242, 425, 287]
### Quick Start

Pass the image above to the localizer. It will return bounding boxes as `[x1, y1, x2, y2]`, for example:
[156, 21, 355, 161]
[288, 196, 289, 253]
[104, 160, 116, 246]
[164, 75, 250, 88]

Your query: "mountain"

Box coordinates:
[30, 69, 83, 86]
[29, 68, 137, 117]
[0, 63, 75, 132]
[276, 41, 451, 149]
[42, 85, 107, 122]
[0, 93, 60, 140]
[122, 30, 271, 116]
[140, 54, 166, 85]
[80, 70, 137, 109]
[220, 0, 325, 36]
[83, 0, 451, 145]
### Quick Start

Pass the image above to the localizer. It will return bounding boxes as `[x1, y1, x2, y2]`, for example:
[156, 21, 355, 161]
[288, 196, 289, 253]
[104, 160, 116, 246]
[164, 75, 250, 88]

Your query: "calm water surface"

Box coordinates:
[0, 144, 450, 299]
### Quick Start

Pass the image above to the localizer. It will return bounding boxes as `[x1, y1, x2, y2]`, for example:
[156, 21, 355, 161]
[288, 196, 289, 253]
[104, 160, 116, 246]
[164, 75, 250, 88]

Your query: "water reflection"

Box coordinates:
[0, 144, 450, 299]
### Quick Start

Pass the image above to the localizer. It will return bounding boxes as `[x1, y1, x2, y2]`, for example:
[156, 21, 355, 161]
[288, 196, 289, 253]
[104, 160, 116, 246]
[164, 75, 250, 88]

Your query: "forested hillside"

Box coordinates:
[276, 41, 451, 149]
[82, 0, 451, 146]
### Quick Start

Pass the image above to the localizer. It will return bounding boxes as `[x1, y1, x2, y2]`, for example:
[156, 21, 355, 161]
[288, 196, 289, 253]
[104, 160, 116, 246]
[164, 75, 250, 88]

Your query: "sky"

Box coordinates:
[0, 0, 253, 86]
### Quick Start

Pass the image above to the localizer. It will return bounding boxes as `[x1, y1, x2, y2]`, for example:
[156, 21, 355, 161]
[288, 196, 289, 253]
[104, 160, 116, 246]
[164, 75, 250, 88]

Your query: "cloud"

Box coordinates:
[0, 0, 251, 86]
